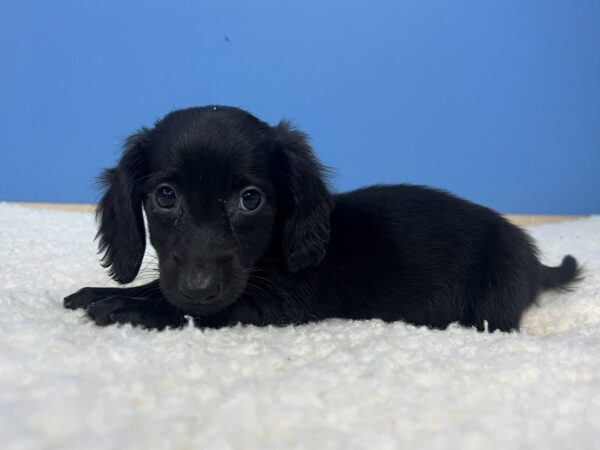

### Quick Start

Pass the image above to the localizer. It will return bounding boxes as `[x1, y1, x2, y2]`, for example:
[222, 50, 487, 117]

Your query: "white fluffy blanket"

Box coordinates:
[1, 204, 599, 449]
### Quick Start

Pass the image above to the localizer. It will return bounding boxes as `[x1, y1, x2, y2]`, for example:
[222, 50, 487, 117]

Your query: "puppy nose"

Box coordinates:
[178, 275, 222, 304]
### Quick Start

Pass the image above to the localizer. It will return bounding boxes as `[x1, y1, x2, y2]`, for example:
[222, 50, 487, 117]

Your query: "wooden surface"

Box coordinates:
[503, 215, 585, 226]
[18, 202, 95, 212]
[13, 202, 585, 226]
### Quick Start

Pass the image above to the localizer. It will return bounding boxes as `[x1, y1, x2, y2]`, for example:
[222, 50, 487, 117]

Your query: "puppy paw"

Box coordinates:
[64, 287, 105, 310]
[84, 296, 186, 330]
[65, 289, 186, 330]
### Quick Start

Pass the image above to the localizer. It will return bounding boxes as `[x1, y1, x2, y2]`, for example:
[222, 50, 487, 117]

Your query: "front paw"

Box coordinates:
[64, 287, 105, 310]
[86, 296, 186, 330]
[67, 293, 186, 330]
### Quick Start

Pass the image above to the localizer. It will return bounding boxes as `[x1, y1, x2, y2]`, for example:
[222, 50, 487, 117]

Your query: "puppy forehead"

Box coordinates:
[151, 106, 270, 151]
[178, 144, 270, 187]
[146, 112, 273, 189]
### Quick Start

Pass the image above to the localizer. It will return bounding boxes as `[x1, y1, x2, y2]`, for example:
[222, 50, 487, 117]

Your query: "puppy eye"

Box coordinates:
[239, 187, 262, 211]
[156, 185, 177, 209]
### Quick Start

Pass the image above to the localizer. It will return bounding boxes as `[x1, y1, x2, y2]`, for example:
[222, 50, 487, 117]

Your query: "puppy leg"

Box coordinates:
[464, 229, 539, 332]
[468, 285, 534, 332]
[64, 280, 186, 330]
[64, 280, 161, 310]
[85, 295, 186, 330]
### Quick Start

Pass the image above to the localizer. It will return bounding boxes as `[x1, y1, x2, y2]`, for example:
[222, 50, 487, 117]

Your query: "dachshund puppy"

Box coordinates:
[64, 106, 581, 331]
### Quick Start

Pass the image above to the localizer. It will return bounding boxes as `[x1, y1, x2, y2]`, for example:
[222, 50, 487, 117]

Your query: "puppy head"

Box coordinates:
[96, 106, 332, 315]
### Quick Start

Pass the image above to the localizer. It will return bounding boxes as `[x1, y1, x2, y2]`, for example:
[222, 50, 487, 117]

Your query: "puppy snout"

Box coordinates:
[178, 274, 222, 304]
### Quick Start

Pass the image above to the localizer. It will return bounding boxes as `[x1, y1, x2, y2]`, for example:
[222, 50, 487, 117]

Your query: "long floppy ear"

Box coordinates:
[273, 121, 333, 273]
[96, 128, 150, 283]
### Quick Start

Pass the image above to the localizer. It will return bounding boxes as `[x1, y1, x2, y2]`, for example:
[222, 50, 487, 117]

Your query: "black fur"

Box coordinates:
[64, 106, 582, 332]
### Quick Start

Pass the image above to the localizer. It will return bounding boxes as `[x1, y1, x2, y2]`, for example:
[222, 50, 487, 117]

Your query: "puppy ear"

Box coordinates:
[274, 121, 333, 273]
[96, 128, 150, 283]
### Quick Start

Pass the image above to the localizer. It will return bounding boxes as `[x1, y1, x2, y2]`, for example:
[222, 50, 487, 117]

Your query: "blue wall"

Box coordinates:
[1, 0, 599, 214]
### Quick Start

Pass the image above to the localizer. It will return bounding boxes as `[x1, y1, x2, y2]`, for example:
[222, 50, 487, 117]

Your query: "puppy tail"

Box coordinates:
[541, 255, 583, 291]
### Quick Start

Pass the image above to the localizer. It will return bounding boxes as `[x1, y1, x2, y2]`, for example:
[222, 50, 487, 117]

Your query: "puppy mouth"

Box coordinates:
[158, 265, 249, 316]
[178, 300, 228, 316]
[163, 287, 243, 316]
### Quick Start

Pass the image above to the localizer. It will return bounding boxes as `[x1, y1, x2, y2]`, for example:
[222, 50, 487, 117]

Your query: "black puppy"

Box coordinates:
[64, 106, 581, 331]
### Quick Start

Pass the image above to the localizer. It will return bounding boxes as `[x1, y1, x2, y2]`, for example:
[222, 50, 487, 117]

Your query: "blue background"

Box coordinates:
[1, 0, 599, 214]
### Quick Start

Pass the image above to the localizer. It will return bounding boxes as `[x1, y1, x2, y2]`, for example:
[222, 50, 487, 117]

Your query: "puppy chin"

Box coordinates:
[182, 298, 235, 316]
[159, 284, 241, 316]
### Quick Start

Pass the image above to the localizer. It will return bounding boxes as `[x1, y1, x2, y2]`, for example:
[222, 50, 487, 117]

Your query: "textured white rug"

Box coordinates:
[0, 203, 599, 449]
